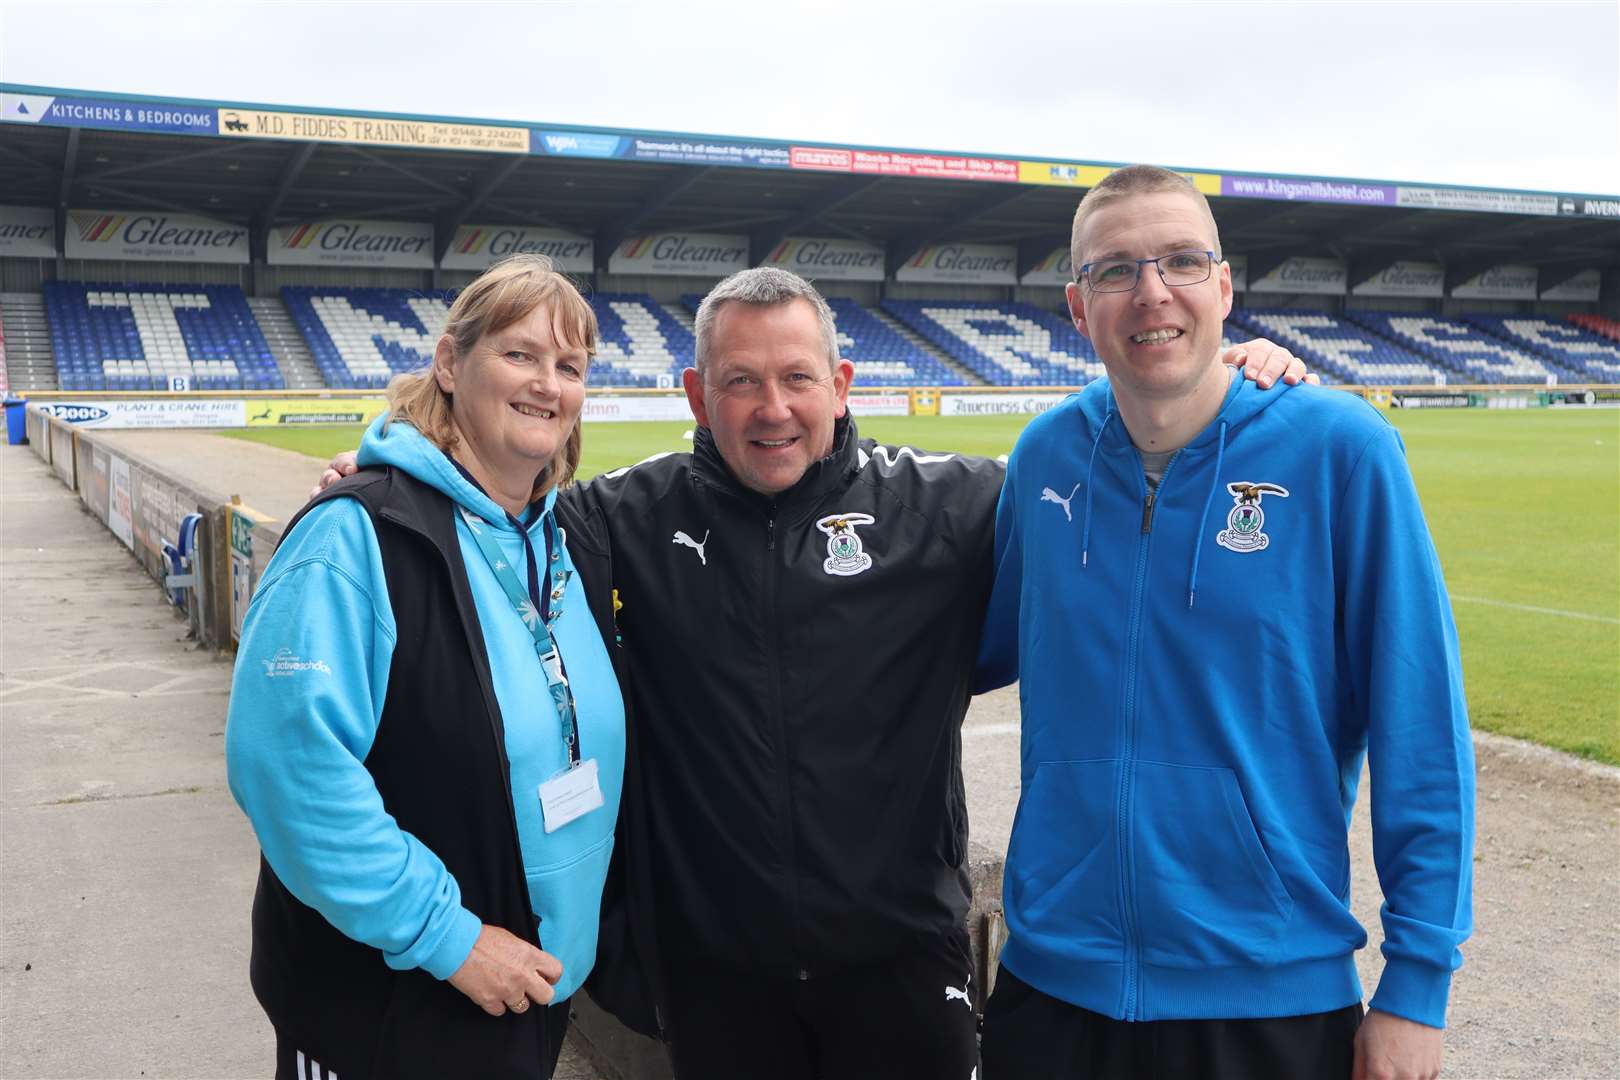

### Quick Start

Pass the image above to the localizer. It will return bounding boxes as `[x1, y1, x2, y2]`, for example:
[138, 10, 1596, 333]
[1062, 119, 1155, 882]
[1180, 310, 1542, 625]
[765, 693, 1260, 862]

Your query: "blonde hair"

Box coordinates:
[388, 254, 597, 501]
[1069, 165, 1222, 276]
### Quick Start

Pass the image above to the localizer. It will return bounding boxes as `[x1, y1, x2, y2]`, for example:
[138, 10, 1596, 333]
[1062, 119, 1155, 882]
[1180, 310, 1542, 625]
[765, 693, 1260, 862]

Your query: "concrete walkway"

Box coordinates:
[0, 443, 602, 1079]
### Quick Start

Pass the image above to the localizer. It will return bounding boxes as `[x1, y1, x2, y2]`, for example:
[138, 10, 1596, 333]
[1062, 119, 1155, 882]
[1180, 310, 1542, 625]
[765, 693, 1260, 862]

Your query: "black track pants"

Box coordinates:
[273, 997, 570, 1080]
[980, 967, 1363, 1080]
[666, 928, 980, 1080]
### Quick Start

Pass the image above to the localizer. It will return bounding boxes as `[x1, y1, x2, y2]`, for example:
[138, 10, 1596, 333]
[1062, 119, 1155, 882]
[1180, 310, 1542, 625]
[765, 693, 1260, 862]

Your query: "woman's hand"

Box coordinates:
[447, 923, 564, 1016]
[309, 450, 361, 500]
[1220, 339, 1319, 388]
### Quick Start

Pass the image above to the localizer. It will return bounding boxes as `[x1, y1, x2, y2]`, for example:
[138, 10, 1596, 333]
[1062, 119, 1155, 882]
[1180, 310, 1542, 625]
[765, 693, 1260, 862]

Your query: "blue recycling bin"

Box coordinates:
[3, 395, 27, 446]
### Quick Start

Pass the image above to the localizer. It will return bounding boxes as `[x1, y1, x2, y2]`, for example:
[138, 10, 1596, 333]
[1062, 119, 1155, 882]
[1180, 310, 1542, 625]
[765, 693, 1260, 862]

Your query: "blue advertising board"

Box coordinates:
[1, 91, 217, 134]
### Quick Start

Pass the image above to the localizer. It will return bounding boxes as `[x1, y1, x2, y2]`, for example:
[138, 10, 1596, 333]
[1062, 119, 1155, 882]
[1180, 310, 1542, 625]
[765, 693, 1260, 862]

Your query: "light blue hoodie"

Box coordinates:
[976, 375, 1473, 1029]
[226, 416, 624, 1002]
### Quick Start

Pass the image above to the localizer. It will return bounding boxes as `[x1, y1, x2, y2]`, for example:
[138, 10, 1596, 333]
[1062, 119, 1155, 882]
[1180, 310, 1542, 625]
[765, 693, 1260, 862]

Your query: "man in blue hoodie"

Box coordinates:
[975, 166, 1474, 1080]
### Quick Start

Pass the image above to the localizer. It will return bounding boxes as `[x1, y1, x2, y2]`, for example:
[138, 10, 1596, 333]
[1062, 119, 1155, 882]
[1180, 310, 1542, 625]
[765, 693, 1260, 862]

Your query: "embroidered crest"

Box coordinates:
[816, 513, 875, 577]
[1216, 482, 1289, 553]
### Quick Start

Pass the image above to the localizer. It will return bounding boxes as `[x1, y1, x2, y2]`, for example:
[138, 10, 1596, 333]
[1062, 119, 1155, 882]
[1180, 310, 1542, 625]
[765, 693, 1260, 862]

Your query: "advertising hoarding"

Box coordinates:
[1020, 247, 1073, 287]
[268, 219, 434, 268]
[581, 395, 696, 423]
[940, 392, 1071, 416]
[1247, 256, 1348, 296]
[1451, 265, 1539, 300]
[1223, 175, 1395, 206]
[791, 146, 1018, 183]
[65, 210, 249, 264]
[217, 107, 527, 153]
[846, 392, 911, 416]
[608, 233, 748, 277]
[244, 399, 390, 426]
[0, 205, 55, 257]
[1540, 269, 1602, 302]
[761, 237, 885, 282]
[1396, 187, 1559, 216]
[33, 399, 249, 429]
[1352, 260, 1446, 298]
[443, 225, 593, 272]
[895, 243, 1018, 285]
[108, 455, 134, 549]
[2, 91, 217, 134]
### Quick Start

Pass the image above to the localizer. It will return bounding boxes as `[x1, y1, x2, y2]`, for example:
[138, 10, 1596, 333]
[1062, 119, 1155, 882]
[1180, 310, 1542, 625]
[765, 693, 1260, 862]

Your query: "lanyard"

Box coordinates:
[457, 505, 582, 769]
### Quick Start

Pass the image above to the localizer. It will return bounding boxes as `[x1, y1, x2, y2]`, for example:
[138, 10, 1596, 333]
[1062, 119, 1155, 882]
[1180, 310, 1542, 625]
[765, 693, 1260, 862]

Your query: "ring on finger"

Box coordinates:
[508, 997, 529, 1012]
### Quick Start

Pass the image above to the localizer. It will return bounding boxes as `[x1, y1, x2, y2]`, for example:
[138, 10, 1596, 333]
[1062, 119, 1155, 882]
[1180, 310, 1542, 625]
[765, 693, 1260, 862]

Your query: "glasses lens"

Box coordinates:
[1160, 251, 1212, 286]
[1087, 259, 1139, 292]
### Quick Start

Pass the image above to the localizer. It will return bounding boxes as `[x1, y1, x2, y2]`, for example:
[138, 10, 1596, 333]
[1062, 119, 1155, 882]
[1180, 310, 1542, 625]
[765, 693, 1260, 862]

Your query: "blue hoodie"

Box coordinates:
[976, 374, 1473, 1029]
[226, 416, 624, 1002]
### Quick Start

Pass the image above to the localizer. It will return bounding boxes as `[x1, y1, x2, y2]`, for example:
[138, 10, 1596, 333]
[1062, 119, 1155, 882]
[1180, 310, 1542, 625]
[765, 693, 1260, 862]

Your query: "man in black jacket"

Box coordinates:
[321, 268, 1304, 1077]
[568, 269, 1308, 1079]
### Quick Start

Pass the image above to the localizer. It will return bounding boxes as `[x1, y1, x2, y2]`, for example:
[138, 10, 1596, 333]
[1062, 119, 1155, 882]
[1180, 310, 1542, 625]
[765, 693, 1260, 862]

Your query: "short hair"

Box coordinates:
[1069, 165, 1223, 277]
[692, 267, 839, 378]
[387, 253, 598, 498]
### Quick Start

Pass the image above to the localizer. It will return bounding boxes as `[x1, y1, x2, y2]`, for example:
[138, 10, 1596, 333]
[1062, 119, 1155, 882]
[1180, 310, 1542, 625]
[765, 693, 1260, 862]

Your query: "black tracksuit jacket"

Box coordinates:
[570, 415, 1005, 988]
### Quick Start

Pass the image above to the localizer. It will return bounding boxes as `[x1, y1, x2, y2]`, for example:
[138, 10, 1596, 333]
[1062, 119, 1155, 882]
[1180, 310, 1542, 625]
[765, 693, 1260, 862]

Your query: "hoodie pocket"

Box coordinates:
[1004, 759, 1122, 958]
[525, 835, 616, 1002]
[1132, 761, 1293, 967]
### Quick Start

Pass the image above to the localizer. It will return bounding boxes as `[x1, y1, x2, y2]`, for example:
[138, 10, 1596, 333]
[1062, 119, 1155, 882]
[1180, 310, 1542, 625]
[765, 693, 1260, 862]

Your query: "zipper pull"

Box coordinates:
[1140, 492, 1156, 534]
[767, 515, 776, 550]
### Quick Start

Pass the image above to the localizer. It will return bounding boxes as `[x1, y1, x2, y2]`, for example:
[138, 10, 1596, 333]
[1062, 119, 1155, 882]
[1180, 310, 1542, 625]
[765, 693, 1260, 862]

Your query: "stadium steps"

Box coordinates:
[248, 297, 328, 390]
[661, 301, 696, 335]
[869, 307, 983, 385]
[0, 292, 59, 392]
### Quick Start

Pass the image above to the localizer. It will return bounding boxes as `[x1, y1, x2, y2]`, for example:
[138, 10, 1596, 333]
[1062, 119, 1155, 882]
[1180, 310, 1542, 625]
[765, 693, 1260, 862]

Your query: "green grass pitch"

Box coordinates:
[224, 408, 1619, 763]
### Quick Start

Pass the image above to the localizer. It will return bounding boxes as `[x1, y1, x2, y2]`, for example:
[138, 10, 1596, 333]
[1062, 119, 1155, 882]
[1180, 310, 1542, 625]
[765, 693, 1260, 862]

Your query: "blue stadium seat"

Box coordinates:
[1225, 309, 1441, 385]
[43, 282, 281, 392]
[589, 293, 692, 387]
[881, 300, 1102, 386]
[1342, 312, 1556, 384]
[1464, 315, 1620, 383]
[282, 286, 452, 390]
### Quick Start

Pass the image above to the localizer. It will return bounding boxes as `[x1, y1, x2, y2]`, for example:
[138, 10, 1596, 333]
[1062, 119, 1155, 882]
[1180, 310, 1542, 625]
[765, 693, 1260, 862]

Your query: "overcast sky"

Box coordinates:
[1, 0, 1616, 195]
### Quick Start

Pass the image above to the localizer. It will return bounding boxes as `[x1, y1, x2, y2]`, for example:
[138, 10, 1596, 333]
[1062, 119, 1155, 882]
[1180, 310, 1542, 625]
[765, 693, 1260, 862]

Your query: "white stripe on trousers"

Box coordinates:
[296, 1050, 337, 1080]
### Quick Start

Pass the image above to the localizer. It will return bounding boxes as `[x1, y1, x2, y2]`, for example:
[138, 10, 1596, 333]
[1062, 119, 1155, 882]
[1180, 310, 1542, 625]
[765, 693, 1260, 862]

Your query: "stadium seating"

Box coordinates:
[1467, 315, 1620, 382]
[282, 286, 451, 389]
[43, 282, 282, 392]
[1341, 312, 1556, 384]
[681, 295, 964, 386]
[1569, 313, 1620, 345]
[590, 293, 693, 387]
[1226, 309, 1438, 385]
[822, 298, 963, 386]
[881, 300, 1104, 385]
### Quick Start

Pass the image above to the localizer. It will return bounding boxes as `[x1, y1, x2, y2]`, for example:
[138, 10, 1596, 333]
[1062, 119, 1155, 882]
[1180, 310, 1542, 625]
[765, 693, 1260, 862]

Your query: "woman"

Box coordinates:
[226, 254, 626, 1079]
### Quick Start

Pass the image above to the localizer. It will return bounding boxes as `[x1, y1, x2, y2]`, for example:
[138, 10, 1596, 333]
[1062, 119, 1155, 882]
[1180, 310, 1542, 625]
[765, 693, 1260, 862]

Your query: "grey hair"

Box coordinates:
[692, 267, 840, 377]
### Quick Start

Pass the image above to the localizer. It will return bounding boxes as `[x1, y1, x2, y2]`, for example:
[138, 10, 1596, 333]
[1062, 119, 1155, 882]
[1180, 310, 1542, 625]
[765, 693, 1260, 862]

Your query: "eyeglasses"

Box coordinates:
[1078, 250, 1218, 293]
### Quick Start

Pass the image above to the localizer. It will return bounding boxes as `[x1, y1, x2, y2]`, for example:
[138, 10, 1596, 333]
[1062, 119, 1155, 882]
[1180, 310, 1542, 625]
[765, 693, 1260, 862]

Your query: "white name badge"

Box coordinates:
[538, 758, 604, 833]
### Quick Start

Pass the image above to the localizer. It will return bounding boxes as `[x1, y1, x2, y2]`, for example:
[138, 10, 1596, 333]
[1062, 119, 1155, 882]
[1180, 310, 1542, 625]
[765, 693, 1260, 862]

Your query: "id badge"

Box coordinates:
[538, 758, 604, 833]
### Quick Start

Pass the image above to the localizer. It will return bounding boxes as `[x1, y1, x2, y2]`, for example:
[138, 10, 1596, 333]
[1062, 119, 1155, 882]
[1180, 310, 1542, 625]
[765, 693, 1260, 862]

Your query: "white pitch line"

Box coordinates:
[963, 722, 1020, 739]
[1451, 594, 1620, 626]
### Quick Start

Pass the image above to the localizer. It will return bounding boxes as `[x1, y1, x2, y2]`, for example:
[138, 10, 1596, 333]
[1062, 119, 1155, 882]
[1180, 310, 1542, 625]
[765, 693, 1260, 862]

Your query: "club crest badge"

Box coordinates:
[1216, 481, 1289, 553]
[816, 513, 875, 577]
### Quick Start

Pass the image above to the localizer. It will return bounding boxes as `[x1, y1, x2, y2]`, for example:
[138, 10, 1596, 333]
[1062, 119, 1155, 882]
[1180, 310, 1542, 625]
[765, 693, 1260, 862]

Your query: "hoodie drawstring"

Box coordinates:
[1187, 420, 1228, 609]
[1080, 408, 1115, 567]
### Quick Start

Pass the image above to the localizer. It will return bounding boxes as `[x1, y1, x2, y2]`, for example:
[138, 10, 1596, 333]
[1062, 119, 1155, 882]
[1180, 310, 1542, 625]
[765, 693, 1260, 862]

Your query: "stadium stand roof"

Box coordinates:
[2, 84, 1616, 293]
